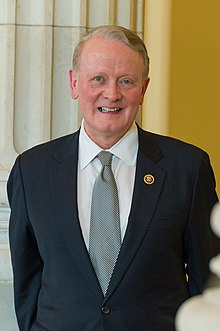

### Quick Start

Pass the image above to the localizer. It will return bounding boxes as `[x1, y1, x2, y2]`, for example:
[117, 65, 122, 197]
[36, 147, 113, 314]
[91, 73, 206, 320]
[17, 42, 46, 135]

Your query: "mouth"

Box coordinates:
[98, 107, 121, 113]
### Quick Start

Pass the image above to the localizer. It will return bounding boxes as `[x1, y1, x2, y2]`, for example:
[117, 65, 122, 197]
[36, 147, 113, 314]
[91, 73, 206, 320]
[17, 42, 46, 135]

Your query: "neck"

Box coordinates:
[88, 134, 122, 149]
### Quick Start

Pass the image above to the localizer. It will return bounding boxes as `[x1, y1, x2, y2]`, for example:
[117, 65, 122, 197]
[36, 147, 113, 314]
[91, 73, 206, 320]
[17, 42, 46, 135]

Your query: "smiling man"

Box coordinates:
[69, 32, 149, 148]
[8, 25, 219, 331]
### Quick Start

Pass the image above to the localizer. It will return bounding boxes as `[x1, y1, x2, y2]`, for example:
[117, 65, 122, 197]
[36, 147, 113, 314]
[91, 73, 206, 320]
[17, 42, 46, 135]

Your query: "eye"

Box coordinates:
[93, 76, 104, 83]
[122, 79, 131, 84]
[119, 78, 134, 86]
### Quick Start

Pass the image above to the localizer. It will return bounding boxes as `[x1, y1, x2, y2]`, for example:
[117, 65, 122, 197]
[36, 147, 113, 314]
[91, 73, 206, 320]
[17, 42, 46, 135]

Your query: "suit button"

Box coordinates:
[101, 305, 111, 315]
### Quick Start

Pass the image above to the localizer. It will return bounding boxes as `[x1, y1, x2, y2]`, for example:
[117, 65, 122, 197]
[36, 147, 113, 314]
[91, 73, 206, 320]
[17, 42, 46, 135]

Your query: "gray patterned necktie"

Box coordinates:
[89, 151, 121, 296]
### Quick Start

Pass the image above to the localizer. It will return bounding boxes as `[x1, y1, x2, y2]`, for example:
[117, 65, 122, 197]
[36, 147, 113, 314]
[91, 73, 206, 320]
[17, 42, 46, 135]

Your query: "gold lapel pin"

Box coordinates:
[143, 174, 155, 185]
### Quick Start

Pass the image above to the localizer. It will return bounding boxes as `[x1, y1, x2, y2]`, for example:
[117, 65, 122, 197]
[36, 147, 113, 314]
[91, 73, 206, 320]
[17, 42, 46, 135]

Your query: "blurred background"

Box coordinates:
[143, 0, 220, 196]
[0, 1, 219, 329]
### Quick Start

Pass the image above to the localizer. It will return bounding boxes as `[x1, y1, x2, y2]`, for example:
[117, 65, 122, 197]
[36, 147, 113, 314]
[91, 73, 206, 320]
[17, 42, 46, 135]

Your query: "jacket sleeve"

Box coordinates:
[7, 156, 43, 331]
[184, 152, 219, 295]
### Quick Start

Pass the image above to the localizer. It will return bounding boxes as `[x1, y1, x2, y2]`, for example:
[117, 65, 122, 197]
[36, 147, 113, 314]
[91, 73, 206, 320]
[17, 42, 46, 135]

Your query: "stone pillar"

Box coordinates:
[0, 1, 19, 329]
[0, 1, 144, 329]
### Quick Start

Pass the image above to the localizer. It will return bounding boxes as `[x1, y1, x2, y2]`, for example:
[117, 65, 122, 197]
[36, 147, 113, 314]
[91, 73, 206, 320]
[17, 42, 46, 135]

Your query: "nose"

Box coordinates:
[102, 81, 122, 101]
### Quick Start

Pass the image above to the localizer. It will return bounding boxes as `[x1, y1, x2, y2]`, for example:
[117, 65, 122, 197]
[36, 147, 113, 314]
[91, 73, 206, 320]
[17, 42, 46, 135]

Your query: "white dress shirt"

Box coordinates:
[77, 120, 138, 249]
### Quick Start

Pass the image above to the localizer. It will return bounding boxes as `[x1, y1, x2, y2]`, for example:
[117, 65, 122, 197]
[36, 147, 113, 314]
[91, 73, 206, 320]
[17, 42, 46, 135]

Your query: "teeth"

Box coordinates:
[98, 107, 120, 113]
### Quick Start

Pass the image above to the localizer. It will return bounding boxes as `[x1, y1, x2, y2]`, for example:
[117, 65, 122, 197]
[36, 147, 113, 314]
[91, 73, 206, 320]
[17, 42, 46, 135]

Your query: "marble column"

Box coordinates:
[0, 1, 144, 329]
[0, 1, 19, 329]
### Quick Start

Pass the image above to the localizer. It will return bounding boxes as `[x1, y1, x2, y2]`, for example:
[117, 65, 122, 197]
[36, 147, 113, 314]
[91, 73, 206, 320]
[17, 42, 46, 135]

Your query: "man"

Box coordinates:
[8, 25, 219, 331]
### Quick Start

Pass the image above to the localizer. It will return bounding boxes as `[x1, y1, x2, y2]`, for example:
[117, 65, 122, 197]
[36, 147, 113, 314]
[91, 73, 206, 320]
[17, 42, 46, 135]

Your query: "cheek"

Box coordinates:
[127, 90, 143, 105]
[80, 85, 100, 101]
[78, 91, 99, 113]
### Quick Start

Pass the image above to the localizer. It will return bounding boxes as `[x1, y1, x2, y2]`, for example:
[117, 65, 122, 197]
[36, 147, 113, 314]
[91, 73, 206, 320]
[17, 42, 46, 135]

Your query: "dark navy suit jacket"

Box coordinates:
[8, 126, 219, 331]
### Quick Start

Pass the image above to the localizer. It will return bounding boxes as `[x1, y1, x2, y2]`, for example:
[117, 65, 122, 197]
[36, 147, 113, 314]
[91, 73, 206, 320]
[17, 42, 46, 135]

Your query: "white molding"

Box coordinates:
[142, 0, 172, 135]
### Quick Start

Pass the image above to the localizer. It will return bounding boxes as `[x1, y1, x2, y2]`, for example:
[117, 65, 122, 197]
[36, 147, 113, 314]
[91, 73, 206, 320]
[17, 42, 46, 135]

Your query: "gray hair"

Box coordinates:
[72, 25, 150, 79]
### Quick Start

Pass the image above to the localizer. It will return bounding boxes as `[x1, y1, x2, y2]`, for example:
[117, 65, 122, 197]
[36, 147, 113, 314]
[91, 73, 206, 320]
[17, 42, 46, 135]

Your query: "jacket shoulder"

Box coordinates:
[138, 127, 208, 160]
[20, 131, 79, 161]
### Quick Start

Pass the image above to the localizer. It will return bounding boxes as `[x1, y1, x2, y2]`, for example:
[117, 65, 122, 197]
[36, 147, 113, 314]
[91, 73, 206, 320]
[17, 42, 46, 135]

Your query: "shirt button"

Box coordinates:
[101, 305, 111, 315]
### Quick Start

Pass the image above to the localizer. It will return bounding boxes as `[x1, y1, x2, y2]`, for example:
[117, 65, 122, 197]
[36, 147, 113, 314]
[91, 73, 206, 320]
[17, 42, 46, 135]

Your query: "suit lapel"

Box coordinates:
[105, 127, 166, 300]
[49, 132, 103, 300]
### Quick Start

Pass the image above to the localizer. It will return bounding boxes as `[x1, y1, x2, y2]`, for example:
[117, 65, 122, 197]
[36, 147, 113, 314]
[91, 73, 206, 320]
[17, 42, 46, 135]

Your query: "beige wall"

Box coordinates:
[169, 1, 220, 196]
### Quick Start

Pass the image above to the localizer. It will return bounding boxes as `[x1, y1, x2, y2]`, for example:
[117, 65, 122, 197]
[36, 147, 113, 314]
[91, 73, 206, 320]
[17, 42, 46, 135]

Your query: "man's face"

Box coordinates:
[69, 37, 149, 147]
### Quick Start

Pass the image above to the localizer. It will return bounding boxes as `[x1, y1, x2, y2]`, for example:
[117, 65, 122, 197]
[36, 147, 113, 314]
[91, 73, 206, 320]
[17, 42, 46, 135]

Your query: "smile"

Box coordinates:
[98, 107, 121, 113]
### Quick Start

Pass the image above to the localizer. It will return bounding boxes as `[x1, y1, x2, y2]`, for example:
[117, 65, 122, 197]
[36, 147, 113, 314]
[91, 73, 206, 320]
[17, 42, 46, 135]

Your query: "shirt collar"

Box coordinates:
[78, 119, 138, 169]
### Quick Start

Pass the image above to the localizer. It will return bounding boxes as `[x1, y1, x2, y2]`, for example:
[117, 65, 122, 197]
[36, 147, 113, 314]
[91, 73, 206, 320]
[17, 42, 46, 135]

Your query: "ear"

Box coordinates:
[69, 68, 79, 99]
[139, 77, 150, 105]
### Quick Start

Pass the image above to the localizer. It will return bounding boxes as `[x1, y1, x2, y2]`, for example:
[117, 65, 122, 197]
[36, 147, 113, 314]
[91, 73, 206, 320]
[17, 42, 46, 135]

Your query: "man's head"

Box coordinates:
[72, 25, 150, 80]
[69, 25, 150, 148]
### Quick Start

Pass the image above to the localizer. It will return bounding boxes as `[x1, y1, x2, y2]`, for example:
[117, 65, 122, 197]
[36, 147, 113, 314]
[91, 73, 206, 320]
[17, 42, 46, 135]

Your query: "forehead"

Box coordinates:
[79, 37, 143, 70]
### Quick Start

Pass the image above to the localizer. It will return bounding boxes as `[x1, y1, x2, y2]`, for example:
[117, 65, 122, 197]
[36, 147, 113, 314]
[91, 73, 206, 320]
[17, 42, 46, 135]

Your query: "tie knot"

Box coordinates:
[98, 151, 112, 166]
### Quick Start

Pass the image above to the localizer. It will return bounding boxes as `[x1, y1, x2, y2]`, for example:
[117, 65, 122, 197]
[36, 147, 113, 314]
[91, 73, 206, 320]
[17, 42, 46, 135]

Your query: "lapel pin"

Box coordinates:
[143, 174, 155, 185]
